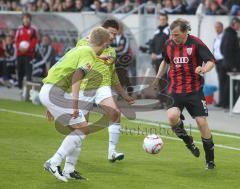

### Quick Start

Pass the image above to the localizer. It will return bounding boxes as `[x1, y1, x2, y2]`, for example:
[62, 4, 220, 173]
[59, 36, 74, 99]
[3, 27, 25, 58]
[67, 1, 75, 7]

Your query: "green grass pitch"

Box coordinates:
[0, 99, 240, 189]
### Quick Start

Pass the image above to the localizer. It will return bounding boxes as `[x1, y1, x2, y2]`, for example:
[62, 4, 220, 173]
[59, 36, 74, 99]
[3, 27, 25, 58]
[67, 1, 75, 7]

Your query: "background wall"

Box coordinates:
[60, 13, 235, 87]
[1, 12, 236, 88]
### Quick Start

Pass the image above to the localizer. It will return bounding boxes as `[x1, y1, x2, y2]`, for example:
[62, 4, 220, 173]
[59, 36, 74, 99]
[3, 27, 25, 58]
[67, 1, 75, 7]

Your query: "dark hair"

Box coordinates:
[22, 12, 32, 20]
[170, 18, 191, 32]
[102, 19, 119, 30]
[231, 17, 240, 26]
[159, 13, 168, 20]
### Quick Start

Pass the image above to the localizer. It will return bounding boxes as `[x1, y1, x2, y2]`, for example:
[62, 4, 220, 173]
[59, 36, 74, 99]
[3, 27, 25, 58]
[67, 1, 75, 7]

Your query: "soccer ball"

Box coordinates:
[19, 41, 30, 51]
[143, 134, 163, 154]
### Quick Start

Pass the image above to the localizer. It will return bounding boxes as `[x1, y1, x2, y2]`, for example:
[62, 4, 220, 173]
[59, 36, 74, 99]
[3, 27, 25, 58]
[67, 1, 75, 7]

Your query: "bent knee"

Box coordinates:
[167, 107, 181, 124]
[109, 109, 121, 122]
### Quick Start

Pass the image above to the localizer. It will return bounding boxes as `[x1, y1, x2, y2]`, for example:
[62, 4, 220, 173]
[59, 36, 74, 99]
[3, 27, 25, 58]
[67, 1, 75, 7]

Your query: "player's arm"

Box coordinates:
[152, 40, 170, 89]
[72, 69, 85, 118]
[156, 60, 168, 78]
[152, 60, 169, 88]
[152, 42, 169, 84]
[72, 48, 94, 117]
[195, 40, 216, 75]
[98, 48, 116, 64]
[97, 55, 115, 64]
[195, 61, 215, 74]
[111, 68, 134, 104]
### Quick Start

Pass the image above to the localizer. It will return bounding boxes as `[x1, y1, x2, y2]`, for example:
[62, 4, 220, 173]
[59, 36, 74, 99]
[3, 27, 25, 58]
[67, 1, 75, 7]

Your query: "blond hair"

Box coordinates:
[89, 27, 110, 46]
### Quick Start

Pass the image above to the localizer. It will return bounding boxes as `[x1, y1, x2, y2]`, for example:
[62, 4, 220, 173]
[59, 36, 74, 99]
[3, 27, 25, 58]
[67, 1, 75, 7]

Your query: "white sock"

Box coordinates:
[50, 130, 85, 166]
[108, 123, 121, 154]
[63, 147, 81, 174]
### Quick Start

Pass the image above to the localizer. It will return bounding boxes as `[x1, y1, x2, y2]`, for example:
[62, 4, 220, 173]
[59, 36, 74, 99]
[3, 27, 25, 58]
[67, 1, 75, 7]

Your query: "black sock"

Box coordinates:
[202, 136, 214, 163]
[172, 120, 192, 144]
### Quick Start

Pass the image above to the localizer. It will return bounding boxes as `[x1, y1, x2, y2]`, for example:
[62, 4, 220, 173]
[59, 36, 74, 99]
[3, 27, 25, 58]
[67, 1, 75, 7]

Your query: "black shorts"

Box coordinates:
[169, 91, 208, 118]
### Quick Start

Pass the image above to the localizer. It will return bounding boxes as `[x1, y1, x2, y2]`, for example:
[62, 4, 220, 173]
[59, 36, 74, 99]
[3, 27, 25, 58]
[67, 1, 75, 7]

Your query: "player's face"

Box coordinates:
[171, 26, 187, 45]
[106, 27, 118, 43]
[22, 16, 31, 27]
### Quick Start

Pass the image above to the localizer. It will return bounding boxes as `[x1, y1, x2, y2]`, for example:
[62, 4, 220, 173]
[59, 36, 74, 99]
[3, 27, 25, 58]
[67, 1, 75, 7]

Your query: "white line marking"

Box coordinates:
[131, 119, 240, 140]
[121, 129, 240, 151]
[1, 108, 240, 151]
[0, 108, 45, 118]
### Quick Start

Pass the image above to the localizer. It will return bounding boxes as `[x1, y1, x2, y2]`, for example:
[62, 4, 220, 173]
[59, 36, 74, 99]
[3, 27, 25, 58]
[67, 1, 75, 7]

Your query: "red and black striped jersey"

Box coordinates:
[162, 35, 215, 94]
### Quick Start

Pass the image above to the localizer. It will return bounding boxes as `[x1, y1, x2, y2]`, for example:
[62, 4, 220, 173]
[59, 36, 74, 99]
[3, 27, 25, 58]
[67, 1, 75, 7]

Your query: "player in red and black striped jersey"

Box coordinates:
[153, 18, 216, 169]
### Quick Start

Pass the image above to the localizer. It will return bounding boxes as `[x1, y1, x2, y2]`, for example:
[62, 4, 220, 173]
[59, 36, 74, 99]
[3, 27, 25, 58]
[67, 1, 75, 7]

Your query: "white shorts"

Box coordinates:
[39, 84, 86, 126]
[79, 86, 117, 115]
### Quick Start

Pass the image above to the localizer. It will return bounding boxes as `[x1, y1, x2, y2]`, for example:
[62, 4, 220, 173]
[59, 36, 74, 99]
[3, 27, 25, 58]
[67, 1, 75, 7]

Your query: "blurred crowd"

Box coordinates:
[0, 31, 56, 88]
[0, 0, 239, 15]
[0, 12, 133, 94]
[0, 13, 56, 88]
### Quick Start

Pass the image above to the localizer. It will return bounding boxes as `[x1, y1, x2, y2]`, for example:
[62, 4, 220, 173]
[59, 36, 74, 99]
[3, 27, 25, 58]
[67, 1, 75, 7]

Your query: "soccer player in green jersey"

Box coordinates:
[39, 27, 110, 182]
[75, 19, 134, 163]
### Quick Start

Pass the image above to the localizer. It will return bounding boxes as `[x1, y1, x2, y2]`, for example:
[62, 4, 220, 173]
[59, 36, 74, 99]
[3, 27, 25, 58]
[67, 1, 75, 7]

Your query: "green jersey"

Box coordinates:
[76, 38, 120, 90]
[43, 46, 95, 92]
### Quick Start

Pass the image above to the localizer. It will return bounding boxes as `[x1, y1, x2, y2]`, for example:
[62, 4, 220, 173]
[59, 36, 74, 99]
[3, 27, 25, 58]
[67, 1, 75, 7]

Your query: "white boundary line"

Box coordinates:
[0, 108, 45, 118]
[121, 129, 240, 151]
[1, 108, 240, 151]
[131, 120, 240, 140]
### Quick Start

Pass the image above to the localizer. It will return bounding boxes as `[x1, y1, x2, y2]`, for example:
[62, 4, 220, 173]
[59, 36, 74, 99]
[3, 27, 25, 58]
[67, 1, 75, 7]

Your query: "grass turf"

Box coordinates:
[0, 99, 240, 189]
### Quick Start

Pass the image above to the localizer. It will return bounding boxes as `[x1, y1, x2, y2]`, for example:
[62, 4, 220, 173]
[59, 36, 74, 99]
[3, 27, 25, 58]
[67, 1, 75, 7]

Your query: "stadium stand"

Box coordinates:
[0, 0, 239, 15]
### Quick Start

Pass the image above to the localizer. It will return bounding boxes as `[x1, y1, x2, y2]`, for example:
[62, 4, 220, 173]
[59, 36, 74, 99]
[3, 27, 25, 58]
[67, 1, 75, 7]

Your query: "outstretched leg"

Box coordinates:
[167, 107, 200, 157]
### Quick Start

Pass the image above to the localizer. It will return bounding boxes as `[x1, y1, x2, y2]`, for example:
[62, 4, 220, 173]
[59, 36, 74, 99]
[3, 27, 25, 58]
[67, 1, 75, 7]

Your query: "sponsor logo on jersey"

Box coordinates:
[173, 57, 189, 64]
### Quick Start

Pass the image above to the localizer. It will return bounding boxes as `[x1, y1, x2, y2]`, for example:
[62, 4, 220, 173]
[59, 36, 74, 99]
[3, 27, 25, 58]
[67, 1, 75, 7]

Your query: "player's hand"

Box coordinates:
[98, 55, 111, 60]
[46, 110, 54, 122]
[72, 109, 79, 119]
[195, 66, 206, 75]
[123, 95, 135, 105]
[151, 78, 160, 89]
[98, 55, 114, 64]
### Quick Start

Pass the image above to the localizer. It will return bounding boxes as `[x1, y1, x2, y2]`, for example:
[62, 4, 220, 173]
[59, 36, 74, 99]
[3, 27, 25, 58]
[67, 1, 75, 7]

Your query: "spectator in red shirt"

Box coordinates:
[15, 12, 38, 89]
